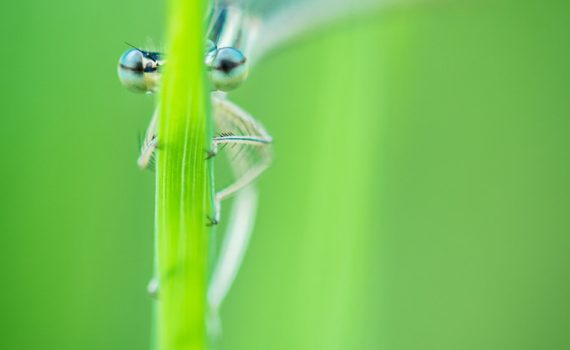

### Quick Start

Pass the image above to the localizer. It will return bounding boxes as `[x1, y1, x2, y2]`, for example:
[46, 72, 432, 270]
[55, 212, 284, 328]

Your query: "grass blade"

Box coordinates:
[155, 0, 210, 349]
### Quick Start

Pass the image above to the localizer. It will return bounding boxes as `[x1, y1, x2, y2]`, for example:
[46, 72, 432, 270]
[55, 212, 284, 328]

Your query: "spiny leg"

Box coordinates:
[208, 94, 272, 224]
[207, 135, 271, 225]
[137, 107, 162, 301]
[138, 107, 159, 169]
[205, 98, 272, 336]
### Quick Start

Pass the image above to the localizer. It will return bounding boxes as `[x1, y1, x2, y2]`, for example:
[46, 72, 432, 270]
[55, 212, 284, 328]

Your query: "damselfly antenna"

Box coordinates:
[124, 41, 140, 51]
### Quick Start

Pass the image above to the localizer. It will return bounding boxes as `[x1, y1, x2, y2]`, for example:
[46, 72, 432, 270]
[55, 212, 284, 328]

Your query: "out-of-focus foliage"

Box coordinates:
[1, 0, 569, 350]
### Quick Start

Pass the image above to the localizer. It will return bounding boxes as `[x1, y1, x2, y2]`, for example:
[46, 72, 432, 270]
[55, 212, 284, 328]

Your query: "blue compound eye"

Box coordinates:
[209, 47, 248, 92]
[118, 48, 162, 93]
[118, 49, 148, 93]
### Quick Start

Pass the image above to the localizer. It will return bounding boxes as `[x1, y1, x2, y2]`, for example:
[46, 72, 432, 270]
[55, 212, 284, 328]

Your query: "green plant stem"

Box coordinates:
[155, 0, 210, 349]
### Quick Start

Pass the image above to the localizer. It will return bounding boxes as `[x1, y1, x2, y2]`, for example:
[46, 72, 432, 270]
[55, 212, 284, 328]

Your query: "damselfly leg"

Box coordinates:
[208, 93, 273, 225]
[137, 107, 159, 169]
[136, 94, 273, 226]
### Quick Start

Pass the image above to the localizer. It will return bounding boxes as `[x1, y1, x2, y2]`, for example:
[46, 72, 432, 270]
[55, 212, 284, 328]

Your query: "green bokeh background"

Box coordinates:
[1, 0, 569, 349]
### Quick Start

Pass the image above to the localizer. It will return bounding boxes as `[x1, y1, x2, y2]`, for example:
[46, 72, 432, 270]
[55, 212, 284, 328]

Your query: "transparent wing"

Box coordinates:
[213, 0, 390, 65]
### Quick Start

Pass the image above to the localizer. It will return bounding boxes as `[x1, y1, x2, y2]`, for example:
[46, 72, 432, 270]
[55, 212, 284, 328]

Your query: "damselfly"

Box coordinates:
[118, 0, 386, 336]
[117, 2, 272, 335]
[118, 4, 272, 227]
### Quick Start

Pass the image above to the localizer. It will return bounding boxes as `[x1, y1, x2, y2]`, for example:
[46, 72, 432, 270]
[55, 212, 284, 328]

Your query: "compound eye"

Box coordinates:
[118, 49, 149, 93]
[209, 47, 248, 92]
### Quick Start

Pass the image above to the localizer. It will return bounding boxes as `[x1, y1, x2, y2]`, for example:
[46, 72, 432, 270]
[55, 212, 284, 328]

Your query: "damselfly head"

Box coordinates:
[118, 43, 247, 93]
[209, 47, 248, 92]
[118, 48, 162, 93]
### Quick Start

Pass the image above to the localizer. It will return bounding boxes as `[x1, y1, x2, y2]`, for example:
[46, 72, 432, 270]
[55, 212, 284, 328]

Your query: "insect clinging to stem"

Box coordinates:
[117, 2, 272, 335]
[117, 3, 273, 226]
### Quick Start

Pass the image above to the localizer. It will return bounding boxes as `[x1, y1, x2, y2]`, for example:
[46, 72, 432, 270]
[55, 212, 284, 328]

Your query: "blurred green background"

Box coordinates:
[1, 0, 569, 349]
